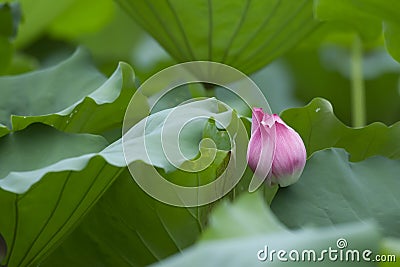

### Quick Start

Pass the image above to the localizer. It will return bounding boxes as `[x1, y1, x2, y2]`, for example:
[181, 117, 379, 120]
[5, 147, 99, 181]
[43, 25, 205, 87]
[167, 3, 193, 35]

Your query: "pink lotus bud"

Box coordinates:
[247, 108, 306, 187]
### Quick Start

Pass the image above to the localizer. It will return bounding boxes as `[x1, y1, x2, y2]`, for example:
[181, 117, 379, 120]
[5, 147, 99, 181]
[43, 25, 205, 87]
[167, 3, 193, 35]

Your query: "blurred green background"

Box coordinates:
[2, 0, 399, 126]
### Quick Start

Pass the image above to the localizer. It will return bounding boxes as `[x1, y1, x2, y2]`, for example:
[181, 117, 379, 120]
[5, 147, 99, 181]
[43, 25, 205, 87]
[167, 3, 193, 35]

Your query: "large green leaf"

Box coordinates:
[313, 0, 382, 41]
[201, 192, 286, 241]
[383, 22, 400, 63]
[116, 0, 319, 74]
[0, 47, 136, 137]
[0, 123, 126, 267]
[42, 170, 210, 267]
[314, 0, 400, 62]
[42, 98, 246, 266]
[123, 98, 236, 172]
[0, 123, 107, 192]
[271, 148, 400, 238]
[153, 224, 381, 266]
[280, 98, 400, 161]
[152, 193, 381, 267]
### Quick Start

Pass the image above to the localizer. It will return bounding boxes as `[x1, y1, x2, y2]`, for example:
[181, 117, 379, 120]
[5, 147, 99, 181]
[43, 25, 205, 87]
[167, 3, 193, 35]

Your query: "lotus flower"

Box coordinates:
[247, 108, 306, 187]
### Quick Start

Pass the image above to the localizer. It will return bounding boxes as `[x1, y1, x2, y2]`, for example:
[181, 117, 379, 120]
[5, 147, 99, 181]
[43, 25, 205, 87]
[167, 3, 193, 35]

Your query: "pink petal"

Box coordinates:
[251, 108, 265, 134]
[262, 112, 275, 128]
[247, 120, 275, 184]
[271, 120, 306, 186]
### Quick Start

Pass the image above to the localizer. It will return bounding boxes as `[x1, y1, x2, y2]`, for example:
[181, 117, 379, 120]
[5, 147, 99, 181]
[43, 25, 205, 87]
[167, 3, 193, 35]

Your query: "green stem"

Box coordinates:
[351, 35, 366, 127]
[263, 184, 279, 205]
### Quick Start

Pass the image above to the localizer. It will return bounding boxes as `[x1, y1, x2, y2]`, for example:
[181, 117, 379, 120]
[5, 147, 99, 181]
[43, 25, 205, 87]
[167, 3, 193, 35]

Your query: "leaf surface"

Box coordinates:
[281, 98, 400, 161]
[0, 48, 136, 137]
[272, 148, 400, 238]
[116, 0, 319, 74]
[0, 124, 127, 267]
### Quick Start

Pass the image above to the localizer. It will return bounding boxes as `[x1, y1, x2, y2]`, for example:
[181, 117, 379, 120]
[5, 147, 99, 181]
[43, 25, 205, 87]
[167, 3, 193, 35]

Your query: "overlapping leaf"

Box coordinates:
[201, 192, 286, 241]
[0, 123, 127, 267]
[116, 0, 319, 74]
[151, 193, 381, 267]
[42, 170, 211, 267]
[0, 47, 136, 137]
[280, 98, 400, 161]
[123, 98, 234, 172]
[0, 48, 137, 267]
[41, 99, 242, 266]
[272, 148, 400, 238]
[1, 2, 398, 265]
